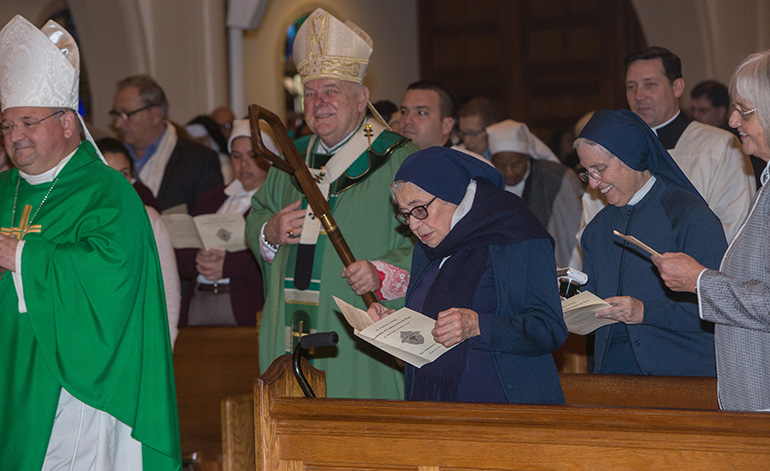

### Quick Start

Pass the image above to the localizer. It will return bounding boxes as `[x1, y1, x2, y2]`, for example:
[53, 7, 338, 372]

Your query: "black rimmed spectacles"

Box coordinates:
[395, 196, 437, 225]
[108, 103, 159, 121]
[0, 110, 65, 136]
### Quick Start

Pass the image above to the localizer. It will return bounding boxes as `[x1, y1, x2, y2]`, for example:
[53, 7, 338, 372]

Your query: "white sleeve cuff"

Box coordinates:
[695, 268, 708, 320]
[259, 223, 277, 263]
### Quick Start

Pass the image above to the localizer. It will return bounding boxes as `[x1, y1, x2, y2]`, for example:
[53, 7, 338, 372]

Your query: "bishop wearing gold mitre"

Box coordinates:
[246, 8, 419, 399]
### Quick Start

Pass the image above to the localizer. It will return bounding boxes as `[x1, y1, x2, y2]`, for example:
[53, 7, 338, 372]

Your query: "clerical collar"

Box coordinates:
[19, 148, 77, 185]
[627, 175, 657, 206]
[316, 119, 365, 154]
[652, 111, 691, 149]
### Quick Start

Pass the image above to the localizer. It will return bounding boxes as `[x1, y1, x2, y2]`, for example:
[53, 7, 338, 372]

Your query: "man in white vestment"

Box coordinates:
[623, 47, 755, 242]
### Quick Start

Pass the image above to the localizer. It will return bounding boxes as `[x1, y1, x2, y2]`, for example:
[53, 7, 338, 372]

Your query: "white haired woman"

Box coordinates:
[654, 50, 770, 411]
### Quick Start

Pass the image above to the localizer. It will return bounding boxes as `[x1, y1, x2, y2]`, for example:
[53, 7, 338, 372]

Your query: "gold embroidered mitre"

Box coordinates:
[0, 15, 80, 112]
[293, 8, 374, 85]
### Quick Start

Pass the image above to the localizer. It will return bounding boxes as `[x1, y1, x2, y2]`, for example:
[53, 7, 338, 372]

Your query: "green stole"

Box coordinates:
[281, 119, 393, 354]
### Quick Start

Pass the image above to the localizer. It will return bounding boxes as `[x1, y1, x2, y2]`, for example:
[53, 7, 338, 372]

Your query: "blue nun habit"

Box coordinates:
[395, 147, 567, 404]
[579, 109, 726, 376]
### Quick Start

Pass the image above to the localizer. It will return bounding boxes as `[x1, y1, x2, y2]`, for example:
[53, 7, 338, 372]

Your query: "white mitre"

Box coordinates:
[486, 119, 559, 162]
[293, 8, 374, 85]
[0, 15, 79, 112]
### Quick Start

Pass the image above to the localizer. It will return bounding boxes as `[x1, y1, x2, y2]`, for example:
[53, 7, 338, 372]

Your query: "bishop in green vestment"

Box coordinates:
[247, 118, 417, 399]
[247, 8, 420, 399]
[0, 140, 181, 469]
[0, 14, 180, 470]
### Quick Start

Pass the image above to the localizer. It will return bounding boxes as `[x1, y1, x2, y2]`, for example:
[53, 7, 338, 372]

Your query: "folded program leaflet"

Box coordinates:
[333, 296, 455, 368]
[562, 290, 616, 335]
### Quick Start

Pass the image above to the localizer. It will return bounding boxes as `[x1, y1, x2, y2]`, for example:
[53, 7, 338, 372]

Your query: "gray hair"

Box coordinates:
[390, 180, 425, 204]
[573, 137, 615, 158]
[116, 75, 169, 117]
[730, 50, 770, 150]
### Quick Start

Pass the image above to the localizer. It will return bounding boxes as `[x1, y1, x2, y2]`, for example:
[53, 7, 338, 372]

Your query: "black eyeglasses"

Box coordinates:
[108, 103, 159, 121]
[0, 110, 65, 136]
[395, 196, 437, 225]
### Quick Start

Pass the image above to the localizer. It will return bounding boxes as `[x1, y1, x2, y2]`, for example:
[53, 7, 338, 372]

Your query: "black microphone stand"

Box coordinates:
[292, 331, 339, 398]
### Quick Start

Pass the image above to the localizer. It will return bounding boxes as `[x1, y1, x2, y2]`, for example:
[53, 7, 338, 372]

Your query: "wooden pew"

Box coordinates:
[252, 356, 770, 471]
[173, 326, 259, 465]
[560, 372, 719, 409]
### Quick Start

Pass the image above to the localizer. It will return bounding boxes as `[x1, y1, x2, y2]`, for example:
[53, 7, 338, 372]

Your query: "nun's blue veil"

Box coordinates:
[579, 109, 702, 200]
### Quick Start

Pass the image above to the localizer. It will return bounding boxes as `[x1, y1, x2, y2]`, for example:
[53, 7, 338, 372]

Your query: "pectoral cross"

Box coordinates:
[314, 166, 326, 183]
[0, 205, 41, 240]
[364, 124, 373, 147]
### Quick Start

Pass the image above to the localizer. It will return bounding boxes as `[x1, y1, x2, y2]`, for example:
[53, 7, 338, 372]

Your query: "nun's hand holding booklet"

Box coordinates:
[333, 296, 455, 368]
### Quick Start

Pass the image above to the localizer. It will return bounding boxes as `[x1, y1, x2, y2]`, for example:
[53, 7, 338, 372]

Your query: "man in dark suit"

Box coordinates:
[111, 75, 223, 213]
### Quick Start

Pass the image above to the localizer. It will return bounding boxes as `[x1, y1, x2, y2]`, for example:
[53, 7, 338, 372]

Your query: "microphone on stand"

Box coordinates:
[292, 331, 339, 398]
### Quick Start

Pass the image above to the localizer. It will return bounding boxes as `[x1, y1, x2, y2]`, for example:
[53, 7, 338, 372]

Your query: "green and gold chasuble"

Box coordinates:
[247, 120, 418, 399]
[0, 142, 181, 470]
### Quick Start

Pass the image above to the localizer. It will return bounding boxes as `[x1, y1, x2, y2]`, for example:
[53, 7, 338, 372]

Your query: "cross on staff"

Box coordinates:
[248, 104, 379, 307]
[0, 205, 41, 240]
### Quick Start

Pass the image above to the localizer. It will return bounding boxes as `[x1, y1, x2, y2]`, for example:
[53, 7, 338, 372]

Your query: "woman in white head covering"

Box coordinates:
[176, 119, 278, 326]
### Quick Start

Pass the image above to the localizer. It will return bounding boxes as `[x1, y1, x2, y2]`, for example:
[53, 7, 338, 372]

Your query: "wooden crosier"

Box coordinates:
[248, 105, 378, 308]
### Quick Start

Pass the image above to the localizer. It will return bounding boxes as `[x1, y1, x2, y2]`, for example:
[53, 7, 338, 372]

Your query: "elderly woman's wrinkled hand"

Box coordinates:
[596, 296, 644, 324]
[652, 252, 704, 294]
[366, 302, 395, 322]
[433, 308, 481, 347]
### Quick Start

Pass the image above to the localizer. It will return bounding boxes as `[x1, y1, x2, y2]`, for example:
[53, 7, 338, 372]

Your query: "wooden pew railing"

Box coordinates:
[173, 326, 259, 468]
[244, 355, 770, 471]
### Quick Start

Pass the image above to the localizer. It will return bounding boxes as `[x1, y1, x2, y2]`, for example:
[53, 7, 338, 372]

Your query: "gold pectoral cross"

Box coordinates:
[1, 205, 42, 240]
[364, 124, 373, 147]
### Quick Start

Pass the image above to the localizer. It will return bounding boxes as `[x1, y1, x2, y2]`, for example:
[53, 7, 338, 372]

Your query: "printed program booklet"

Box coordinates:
[333, 296, 454, 368]
[160, 212, 247, 252]
[562, 290, 615, 335]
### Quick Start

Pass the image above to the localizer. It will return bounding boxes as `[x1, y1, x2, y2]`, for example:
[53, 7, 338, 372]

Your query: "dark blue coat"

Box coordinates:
[582, 178, 726, 376]
[405, 238, 568, 404]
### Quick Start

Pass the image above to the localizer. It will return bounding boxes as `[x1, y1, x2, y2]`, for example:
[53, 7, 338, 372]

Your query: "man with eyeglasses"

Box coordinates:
[245, 8, 418, 400]
[457, 97, 498, 159]
[0, 15, 180, 469]
[624, 47, 754, 242]
[111, 74, 223, 214]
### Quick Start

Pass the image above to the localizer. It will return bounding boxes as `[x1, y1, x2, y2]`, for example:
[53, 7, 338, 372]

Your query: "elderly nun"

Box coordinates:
[576, 109, 726, 377]
[368, 146, 568, 404]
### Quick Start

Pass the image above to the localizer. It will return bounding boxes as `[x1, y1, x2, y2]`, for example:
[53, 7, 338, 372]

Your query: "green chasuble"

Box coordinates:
[247, 121, 418, 399]
[0, 142, 181, 470]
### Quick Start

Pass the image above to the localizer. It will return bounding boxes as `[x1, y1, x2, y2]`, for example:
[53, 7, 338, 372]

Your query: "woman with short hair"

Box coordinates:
[654, 50, 770, 411]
